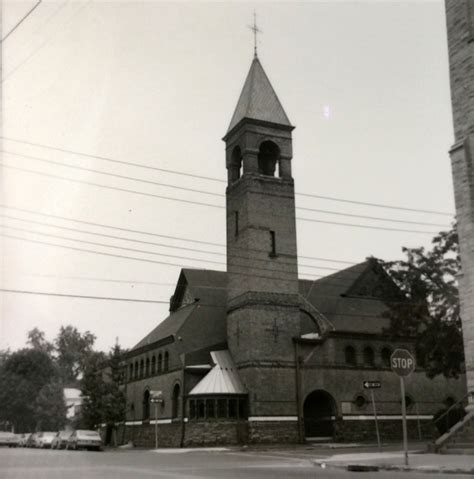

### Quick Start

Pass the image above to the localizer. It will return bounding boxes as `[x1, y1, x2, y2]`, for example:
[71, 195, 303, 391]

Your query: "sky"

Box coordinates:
[1, 0, 456, 353]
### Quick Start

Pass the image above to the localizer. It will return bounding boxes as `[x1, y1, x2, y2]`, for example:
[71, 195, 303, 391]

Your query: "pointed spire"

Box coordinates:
[226, 57, 292, 135]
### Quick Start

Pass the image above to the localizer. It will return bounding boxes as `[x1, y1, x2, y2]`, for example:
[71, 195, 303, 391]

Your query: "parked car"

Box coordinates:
[52, 430, 72, 450]
[17, 433, 30, 447]
[37, 432, 56, 448]
[66, 430, 103, 451]
[26, 432, 40, 448]
[0, 432, 19, 448]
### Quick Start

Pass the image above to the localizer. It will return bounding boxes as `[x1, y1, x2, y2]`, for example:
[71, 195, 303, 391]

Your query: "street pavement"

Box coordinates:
[1, 447, 473, 479]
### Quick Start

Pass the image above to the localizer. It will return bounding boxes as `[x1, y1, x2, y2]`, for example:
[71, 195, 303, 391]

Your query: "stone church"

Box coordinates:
[117, 52, 466, 447]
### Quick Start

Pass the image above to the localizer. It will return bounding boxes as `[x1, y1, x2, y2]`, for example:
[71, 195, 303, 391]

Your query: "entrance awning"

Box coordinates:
[188, 350, 246, 395]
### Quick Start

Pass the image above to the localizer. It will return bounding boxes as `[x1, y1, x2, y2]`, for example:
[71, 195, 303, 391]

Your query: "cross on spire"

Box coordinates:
[248, 11, 262, 58]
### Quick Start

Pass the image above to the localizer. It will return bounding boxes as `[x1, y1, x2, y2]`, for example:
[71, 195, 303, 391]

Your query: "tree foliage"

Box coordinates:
[55, 326, 96, 384]
[27, 328, 54, 356]
[0, 349, 66, 432]
[80, 346, 125, 430]
[379, 224, 464, 378]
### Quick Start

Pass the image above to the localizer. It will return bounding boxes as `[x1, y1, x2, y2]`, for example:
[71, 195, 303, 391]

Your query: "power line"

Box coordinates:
[0, 214, 343, 272]
[0, 224, 327, 278]
[0, 288, 418, 321]
[22, 273, 172, 286]
[2, 163, 440, 234]
[1, 233, 325, 283]
[295, 216, 438, 235]
[0, 204, 356, 265]
[2, 150, 223, 199]
[3, 149, 450, 228]
[1, 136, 454, 217]
[0, 204, 225, 246]
[4, 232, 438, 308]
[4, 230, 452, 309]
[0, 137, 225, 183]
[0, 288, 168, 304]
[1, 163, 224, 209]
[1, 0, 42, 43]
[2, 1, 92, 83]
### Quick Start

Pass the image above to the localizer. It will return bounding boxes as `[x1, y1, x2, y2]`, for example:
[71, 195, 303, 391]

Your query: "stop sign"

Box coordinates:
[390, 349, 416, 377]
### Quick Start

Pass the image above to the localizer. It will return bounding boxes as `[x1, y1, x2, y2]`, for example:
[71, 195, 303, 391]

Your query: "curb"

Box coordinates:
[314, 460, 474, 475]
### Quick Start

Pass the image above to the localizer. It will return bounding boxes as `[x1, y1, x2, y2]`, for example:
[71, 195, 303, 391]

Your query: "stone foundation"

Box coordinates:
[336, 419, 437, 442]
[248, 420, 299, 444]
[184, 420, 248, 446]
[117, 422, 182, 448]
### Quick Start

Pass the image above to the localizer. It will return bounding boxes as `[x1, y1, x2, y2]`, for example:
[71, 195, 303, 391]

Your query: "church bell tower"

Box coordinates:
[224, 55, 300, 440]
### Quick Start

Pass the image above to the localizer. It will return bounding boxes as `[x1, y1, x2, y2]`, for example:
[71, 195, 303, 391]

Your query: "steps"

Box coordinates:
[436, 411, 474, 455]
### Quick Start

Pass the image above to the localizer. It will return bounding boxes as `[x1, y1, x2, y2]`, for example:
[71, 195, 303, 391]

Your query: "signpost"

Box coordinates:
[150, 390, 164, 450]
[391, 349, 416, 466]
[363, 380, 382, 450]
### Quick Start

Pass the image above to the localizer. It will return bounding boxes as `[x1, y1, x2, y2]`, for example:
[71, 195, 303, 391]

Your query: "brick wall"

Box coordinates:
[445, 0, 474, 402]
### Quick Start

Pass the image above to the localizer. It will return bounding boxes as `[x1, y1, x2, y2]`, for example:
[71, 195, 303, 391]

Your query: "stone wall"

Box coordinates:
[337, 418, 437, 443]
[184, 421, 249, 446]
[445, 0, 474, 403]
[117, 422, 182, 448]
[248, 420, 299, 444]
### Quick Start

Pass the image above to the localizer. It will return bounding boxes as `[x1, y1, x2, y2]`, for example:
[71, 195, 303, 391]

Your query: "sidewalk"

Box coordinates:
[314, 451, 474, 475]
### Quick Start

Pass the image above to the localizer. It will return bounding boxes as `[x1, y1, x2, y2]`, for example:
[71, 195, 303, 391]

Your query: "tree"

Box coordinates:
[35, 381, 68, 431]
[27, 328, 54, 356]
[379, 224, 464, 378]
[55, 326, 96, 384]
[0, 349, 65, 432]
[80, 346, 125, 436]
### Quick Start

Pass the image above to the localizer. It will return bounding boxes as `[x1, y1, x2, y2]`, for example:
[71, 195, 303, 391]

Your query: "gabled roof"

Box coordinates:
[227, 57, 292, 134]
[130, 303, 196, 352]
[299, 259, 403, 334]
[189, 350, 246, 395]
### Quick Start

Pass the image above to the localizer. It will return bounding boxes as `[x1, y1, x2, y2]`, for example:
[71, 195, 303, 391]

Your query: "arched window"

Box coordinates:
[363, 347, 375, 367]
[172, 384, 180, 419]
[140, 359, 144, 378]
[345, 345, 356, 366]
[229, 146, 243, 183]
[164, 351, 169, 371]
[129, 364, 133, 381]
[158, 353, 163, 373]
[145, 358, 150, 377]
[381, 347, 392, 368]
[134, 361, 138, 379]
[151, 355, 156, 375]
[354, 395, 367, 409]
[258, 141, 279, 176]
[143, 390, 150, 420]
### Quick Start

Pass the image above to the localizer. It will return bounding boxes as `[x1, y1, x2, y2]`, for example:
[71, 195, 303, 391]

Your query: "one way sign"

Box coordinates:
[363, 381, 381, 389]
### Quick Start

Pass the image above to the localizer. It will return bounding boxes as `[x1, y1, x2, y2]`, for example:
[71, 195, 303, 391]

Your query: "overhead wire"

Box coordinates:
[0, 224, 330, 279]
[1, 163, 442, 235]
[0, 288, 425, 320]
[1, 0, 42, 43]
[2, 0, 92, 82]
[0, 214, 344, 272]
[2, 231, 450, 310]
[2, 149, 450, 228]
[1, 136, 454, 217]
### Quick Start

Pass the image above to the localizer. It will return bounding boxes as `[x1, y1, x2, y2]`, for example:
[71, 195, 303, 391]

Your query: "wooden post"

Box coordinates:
[400, 377, 409, 466]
